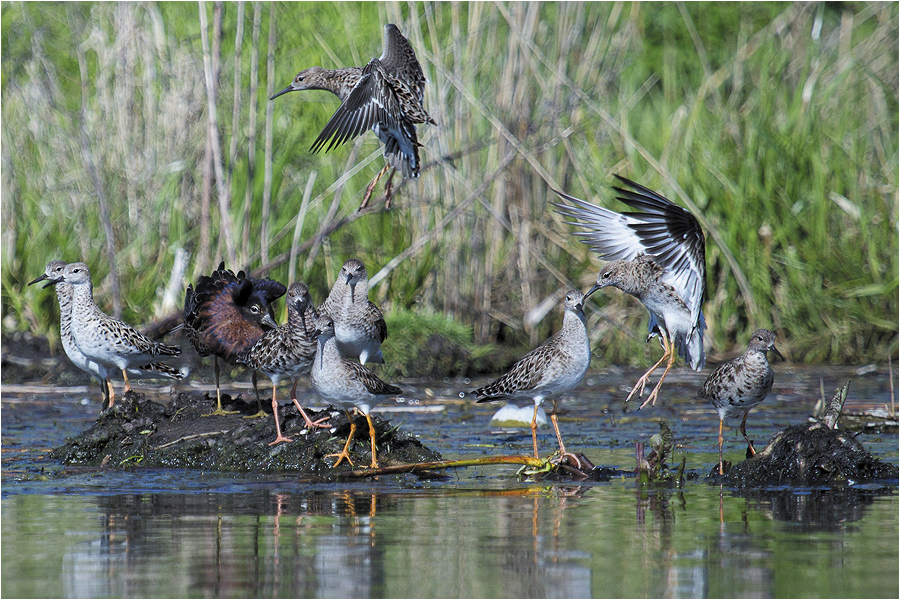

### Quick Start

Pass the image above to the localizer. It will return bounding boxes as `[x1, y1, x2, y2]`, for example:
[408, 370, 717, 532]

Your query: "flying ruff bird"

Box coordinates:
[554, 176, 706, 409]
[271, 23, 436, 210]
[699, 328, 783, 475]
[30, 260, 187, 410]
[472, 290, 591, 463]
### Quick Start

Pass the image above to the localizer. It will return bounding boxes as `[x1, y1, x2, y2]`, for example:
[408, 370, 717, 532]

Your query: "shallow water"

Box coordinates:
[2, 365, 898, 598]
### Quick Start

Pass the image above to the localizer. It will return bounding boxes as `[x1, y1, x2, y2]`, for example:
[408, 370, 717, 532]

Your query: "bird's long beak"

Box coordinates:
[770, 344, 785, 361]
[584, 282, 603, 299]
[270, 85, 294, 100]
[28, 273, 49, 286]
[261, 313, 278, 329]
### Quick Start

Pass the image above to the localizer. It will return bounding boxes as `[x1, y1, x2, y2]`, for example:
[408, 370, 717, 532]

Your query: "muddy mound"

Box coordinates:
[720, 422, 898, 487]
[49, 391, 441, 474]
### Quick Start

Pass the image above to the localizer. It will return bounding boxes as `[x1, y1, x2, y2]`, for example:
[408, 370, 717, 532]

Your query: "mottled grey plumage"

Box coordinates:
[45, 262, 181, 405]
[310, 315, 402, 468]
[699, 328, 783, 475]
[472, 290, 591, 460]
[30, 261, 188, 410]
[317, 258, 387, 365]
[238, 282, 327, 444]
[553, 176, 706, 409]
[271, 23, 436, 209]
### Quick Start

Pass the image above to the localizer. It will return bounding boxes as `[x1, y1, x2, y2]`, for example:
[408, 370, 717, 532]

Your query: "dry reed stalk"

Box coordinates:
[287, 171, 317, 285]
[199, 1, 236, 266]
[243, 2, 262, 254]
[227, 1, 245, 263]
[77, 45, 122, 318]
[261, 2, 276, 265]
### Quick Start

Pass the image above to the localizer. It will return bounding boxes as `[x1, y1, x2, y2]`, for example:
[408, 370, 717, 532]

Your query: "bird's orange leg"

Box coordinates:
[359, 165, 392, 211]
[365, 413, 379, 469]
[530, 403, 541, 459]
[106, 378, 116, 409]
[549, 399, 582, 469]
[269, 386, 293, 446]
[326, 410, 357, 467]
[289, 380, 330, 429]
[639, 335, 677, 410]
[382, 168, 397, 210]
[625, 333, 670, 408]
[718, 417, 725, 476]
[121, 370, 131, 393]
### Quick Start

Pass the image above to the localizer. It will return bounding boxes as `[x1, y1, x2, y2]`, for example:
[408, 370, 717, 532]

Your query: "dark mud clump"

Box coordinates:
[49, 390, 441, 474]
[716, 421, 898, 487]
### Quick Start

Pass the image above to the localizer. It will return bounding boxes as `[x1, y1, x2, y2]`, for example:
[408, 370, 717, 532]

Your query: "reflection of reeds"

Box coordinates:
[2, 2, 897, 364]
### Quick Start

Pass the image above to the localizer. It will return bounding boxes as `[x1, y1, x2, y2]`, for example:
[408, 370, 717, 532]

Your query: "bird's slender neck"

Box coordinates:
[55, 284, 73, 334]
[311, 67, 363, 101]
[317, 334, 343, 367]
[563, 306, 587, 330]
[68, 280, 96, 315]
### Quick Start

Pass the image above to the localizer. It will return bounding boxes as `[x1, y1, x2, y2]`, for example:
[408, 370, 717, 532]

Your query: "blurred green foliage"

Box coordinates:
[1, 1, 896, 366]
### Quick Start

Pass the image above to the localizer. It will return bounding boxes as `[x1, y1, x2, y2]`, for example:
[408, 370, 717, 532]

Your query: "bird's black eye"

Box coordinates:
[602, 271, 611, 279]
[250, 305, 261, 314]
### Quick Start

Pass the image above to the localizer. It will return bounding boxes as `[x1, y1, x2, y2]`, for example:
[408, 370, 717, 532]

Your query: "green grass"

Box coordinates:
[1, 2, 897, 366]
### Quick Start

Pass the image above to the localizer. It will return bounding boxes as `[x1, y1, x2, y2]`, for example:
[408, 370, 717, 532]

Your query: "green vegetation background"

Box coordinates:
[1, 1, 897, 368]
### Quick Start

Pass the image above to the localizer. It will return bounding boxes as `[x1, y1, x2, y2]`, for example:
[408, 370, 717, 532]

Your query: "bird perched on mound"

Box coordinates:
[554, 175, 706, 410]
[317, 258, 387, 365]
[471, 290, 591, 463]
[238, 282, 330, 445]
[30, 260, 187, 410]
[271, 23, 436, 210]
[45, 262, 182, 408]
[699, 328, 783, 475]
[184, 262, 285, 417]
[310, 315, 402, 469]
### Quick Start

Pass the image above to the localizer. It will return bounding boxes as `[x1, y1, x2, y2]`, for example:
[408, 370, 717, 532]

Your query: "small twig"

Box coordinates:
[153, 430, 230, 450]
[337, 455, 546, 479]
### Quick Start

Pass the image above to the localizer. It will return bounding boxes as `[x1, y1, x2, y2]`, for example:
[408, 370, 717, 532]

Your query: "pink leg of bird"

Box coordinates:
[268, 386, 293, 446]
[289, 380, 330, 429]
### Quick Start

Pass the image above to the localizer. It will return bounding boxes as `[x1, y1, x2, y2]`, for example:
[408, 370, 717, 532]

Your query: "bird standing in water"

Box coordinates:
[271, 23, 436, 210]
[699, 328, 783, 475]
[471, 290, 591, 464]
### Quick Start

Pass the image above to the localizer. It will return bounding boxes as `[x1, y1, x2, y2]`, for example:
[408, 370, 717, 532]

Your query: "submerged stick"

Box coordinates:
[339, 455, 547, 479]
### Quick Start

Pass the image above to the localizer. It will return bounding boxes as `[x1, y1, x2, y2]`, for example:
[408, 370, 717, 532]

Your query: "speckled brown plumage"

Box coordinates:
[46, 263, 181, 407]
[184, 262, 285, 416]
[472, 290, 591, 460]
[699, 328, 783, 474]
[238, 282, 327, 443]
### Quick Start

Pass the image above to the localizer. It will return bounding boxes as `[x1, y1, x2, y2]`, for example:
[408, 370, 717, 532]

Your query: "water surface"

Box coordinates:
[2, 366, 897, 598]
